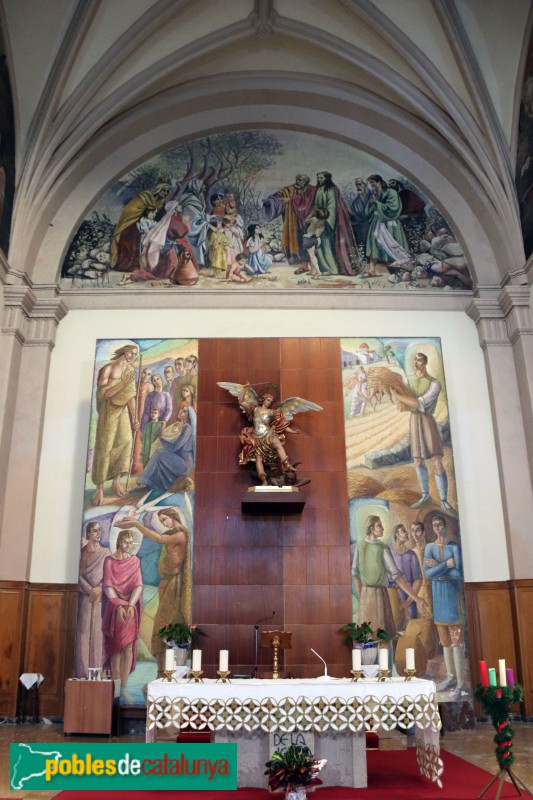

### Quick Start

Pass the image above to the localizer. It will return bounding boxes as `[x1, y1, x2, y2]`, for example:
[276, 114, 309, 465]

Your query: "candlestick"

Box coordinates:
[161, 669, 176, 683]
[498, 659, 506, 687]
[479, 660, 489, 687]
[188, 669, 204, 683]
[192, 649, 202, 672]
[506, 668, 515, 686]
[378, 647, 389, 671]
[219, 650, 229, 673]
[216, 670, 231, 683]
[350, 669, 363, 682]
[352, 649, 362, 671]
[377, 667, 390, 682]
[404, 668, 416, 681]
[488, 667, 497, 687]
[405, 648, 415, 671]
[164, 649, 175, 672]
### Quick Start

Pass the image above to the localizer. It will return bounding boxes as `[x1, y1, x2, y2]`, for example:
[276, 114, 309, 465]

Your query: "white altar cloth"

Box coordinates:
[146, 677, 443, 786]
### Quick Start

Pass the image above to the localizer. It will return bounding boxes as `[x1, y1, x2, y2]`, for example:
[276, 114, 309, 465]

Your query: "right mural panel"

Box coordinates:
[341, 337, 471, 708]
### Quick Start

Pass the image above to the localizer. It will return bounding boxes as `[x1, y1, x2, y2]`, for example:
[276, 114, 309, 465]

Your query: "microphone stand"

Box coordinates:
[253, 612, 275, 678]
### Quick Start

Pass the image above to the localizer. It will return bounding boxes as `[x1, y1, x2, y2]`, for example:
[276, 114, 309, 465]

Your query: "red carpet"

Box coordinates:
[54, 749, 518, 799]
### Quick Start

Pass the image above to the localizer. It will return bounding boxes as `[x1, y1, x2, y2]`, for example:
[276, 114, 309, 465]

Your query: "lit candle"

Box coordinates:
[352, 649, 362, 670]
[506, 668, 515, 686]
[498, 659, 507, 687]
[378, 647, 389, 671]
[479, 660, 489, 687]
[488, 667, 497, 687]
[219, 650, 229, 672]
[164, 649, 175, 671]
[405, 648, 415, 671]
[192, 649, 202, 672]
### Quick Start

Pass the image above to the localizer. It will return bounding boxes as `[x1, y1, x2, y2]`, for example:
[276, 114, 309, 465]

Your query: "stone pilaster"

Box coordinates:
[466, 296, 533, 579]
[0, 282, 68, 580]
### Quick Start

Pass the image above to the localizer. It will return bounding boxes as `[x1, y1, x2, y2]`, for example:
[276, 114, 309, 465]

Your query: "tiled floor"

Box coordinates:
[2, 719, 533, 798]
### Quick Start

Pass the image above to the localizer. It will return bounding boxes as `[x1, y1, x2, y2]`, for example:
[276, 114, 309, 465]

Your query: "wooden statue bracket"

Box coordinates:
[241, 486, 305, 514]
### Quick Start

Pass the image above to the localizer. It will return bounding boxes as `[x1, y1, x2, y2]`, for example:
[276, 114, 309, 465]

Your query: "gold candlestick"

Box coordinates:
[216, 670, 231, 683]
[404, 668, 416, 681]
[350, 669, 363, 682]
[188, 670, 204, 683]
[161, 669, 177, 682]
[272, 635, 280, 679]
[378, 668, 390, 682]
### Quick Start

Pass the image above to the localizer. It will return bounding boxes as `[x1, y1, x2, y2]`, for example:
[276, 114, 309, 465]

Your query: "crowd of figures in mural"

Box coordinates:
[75, 339, 197, 704]
[61, 130, 473, 292]
[341, 337, 470, 707]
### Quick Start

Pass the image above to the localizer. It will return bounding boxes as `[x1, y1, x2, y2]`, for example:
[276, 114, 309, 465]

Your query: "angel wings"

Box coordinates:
[217, 382, 322, 420]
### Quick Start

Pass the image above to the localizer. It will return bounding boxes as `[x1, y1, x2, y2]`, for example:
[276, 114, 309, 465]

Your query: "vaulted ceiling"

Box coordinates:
[1, 0, 531, 295]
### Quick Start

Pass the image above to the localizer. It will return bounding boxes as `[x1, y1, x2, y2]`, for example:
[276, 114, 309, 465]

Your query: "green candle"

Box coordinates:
[488, 667, 497, 686]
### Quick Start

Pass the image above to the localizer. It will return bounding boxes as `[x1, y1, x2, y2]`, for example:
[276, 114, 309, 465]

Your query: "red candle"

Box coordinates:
[506, 668, 515, 686]
[479, 660, 489, 687]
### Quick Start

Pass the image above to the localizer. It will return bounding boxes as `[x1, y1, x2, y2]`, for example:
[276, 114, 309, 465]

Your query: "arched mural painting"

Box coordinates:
[517, 31, 533, 260]
[0, 26, 15, 255]
[61, 130, 473, 292]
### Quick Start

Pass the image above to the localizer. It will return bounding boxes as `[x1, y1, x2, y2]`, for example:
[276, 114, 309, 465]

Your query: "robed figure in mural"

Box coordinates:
[217, 381, 322, 485]
[75, 521, 111, 678]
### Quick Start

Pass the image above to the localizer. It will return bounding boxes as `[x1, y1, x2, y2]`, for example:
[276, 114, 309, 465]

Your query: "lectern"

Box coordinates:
[260, 630, 292, 679]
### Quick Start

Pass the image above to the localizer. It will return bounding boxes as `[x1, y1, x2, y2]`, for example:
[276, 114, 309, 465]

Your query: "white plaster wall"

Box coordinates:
[30, 308, 507, 585]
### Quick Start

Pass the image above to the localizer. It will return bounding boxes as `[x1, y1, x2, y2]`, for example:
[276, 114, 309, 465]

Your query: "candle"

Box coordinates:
[378, 647, 389, 671]
[488, 667, 497, 687]
[219, 650, 229, 672]
[405, 648, 415, 671]
[192, 649, 202, 672]
[352, 648, 362, 670]
[498, 659, 507, 687]
[164, 649, 175, 671]
[479, 660, 489, 687]
[506, 668, 515, 686]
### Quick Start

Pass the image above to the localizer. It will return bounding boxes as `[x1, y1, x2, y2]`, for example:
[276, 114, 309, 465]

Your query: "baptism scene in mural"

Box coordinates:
[61, 130, 473, 293]
[75, 338, 197, 704]
[341, 337, 471, 710]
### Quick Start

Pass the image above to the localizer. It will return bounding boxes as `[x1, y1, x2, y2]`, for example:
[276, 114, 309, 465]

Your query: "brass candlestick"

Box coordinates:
[272, 634, 280, 679]
[216, 670, 231, 683]
[161, 669, 177, 682]
[378, 668, 390, 682]
[350, 669, 364, 682]
[188, 670, 204, 683]
[404, 668, 416, 681]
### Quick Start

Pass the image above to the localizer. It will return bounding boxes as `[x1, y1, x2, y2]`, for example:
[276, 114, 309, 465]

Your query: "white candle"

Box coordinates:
[164, 649, 175, 671]
[352, 649, 362, 670]
[219, 650, 229, 672]
[192, 649, 202, 672]
[405, 648, 415, 671]
[378, 647, 389, 671]
[498, 659, 507, 687]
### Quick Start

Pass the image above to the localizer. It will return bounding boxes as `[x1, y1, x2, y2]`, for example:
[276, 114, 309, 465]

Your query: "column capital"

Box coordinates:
[465, 298, 509, 349]
[497, 286, 533, 344]
[2, 284, 68, 349]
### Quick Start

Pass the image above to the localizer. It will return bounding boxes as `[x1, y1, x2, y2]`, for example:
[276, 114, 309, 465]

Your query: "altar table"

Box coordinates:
[146, 677, 443, 788]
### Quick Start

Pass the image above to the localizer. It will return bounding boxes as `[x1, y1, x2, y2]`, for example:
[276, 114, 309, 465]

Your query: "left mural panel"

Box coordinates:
[75, 338, 198, 705]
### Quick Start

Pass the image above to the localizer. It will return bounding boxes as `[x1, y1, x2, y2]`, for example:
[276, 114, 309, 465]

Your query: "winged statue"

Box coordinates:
[217, 381, 323, 486]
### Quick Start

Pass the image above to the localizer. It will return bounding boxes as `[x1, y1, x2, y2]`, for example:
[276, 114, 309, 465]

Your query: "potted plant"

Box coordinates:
[339, 621, 390, 664]
[265, 744, 326, 798]
[157, 622, 206, 665]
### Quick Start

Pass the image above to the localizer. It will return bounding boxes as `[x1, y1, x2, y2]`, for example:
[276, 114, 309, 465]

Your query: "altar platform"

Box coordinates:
[146, 677, 443, 789]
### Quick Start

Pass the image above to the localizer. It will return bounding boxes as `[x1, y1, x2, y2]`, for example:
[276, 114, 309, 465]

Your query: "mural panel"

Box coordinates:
[341, 337, 472, 710]
[61, 130, 472, 292]
[0, 27, 15, 254]
[517, 32, 533, 259]
[75, 338, 198, 704]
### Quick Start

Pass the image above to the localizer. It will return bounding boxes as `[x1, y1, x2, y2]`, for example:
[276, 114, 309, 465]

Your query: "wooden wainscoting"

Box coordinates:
[0, 581, 77, 718]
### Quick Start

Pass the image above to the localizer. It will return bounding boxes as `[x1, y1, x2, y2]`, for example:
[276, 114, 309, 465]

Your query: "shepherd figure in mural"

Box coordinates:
[111, 183, 170, 272]
[364, 175, 411, 280]
[116, 507, 192, 661]
[313, 171, 360, 275]
[91, 344, 139, 506]
[262, 174, 317, 267]
[217, 381, 322, 485]
[75, 521, 111, 678]
[102, 529, 143, 695]
[390, 351, 456, 514]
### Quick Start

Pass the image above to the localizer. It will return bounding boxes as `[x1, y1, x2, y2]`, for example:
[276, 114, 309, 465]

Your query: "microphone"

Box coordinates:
[310, 648, 331, 681]
[254, 611, 275, 629]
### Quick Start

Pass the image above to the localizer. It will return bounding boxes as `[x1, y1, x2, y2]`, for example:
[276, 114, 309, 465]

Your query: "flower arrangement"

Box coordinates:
[339, 621, 391, 648]
[264, 745, 326, 794]
[157, 621, 206, 646]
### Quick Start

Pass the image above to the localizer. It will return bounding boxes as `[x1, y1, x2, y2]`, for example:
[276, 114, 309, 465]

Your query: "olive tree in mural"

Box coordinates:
[61, 129, 473, 292]
[341, 338, 471, 710]
[75, 338, 197, 705]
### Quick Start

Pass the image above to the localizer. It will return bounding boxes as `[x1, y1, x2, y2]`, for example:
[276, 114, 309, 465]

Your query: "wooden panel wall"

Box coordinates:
[195, 337, 352, 677]
[0, 581, 27, 715]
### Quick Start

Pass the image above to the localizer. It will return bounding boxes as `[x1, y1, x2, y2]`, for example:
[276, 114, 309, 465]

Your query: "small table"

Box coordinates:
[64, 679, 116, 736]
[146, 677, 443, 788]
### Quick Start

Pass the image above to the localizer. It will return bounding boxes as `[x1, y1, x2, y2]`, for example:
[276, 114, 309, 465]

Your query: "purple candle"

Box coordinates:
[506, 668, 515, 686]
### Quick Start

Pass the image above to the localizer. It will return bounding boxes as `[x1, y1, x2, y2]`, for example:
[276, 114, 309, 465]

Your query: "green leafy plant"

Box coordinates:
[339, 621, 391, 648]
[157, 621, 206, 645]
[264, 745, 324, 792]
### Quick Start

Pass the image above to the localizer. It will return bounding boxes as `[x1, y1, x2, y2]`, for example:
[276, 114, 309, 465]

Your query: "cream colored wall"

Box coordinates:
[30, 307, 508, 585]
